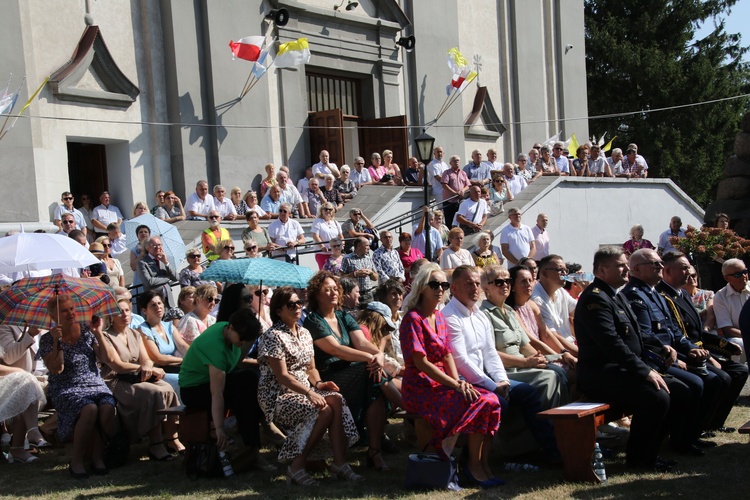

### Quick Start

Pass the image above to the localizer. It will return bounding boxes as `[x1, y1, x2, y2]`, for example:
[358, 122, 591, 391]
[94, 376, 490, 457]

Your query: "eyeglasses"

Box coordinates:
[427, 280, 451, 291]
[726, 269, 748, 278]
[63, 196, 73, 201]
[254, 289, 269, 297]
[286, 300, 303, 310]
[494, 278, 511, 287]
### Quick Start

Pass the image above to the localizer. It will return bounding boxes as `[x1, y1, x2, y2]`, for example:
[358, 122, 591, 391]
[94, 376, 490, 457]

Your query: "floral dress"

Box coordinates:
[178, 312, 216, 343]
[37, 327, 116, 442]
[622, 238, 655, 256]
[257, 322, 359, 462]
[399, 308, 501, 458]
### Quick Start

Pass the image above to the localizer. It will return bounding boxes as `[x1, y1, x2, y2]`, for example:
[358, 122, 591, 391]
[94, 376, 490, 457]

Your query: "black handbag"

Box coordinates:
[103, 428, 131, 469]
[185, 441, 223, 479]
[403, 453, 461, 491]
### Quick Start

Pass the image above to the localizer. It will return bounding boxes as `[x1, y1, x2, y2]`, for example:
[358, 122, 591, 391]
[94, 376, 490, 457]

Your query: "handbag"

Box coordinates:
[185, 441, 223, 479]
[403, 453, 461, 491]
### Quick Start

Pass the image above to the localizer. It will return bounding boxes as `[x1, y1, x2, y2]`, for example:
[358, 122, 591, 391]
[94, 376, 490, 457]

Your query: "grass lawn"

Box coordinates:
[1, 399, 748, 499]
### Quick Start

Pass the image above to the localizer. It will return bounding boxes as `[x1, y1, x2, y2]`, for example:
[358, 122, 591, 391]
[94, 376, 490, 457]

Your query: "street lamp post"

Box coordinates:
[414, 131, 435, 261]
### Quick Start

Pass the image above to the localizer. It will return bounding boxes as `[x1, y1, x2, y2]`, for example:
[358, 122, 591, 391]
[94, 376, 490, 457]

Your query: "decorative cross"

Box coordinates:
[473, 54, 483, 85]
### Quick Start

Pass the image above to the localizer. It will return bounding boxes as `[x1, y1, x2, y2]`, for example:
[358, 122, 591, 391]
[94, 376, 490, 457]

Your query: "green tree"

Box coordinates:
[584, 0, 750, 206]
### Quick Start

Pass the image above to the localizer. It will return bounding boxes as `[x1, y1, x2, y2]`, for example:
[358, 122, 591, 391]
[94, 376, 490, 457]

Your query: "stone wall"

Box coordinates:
[708, 113, 750, 237]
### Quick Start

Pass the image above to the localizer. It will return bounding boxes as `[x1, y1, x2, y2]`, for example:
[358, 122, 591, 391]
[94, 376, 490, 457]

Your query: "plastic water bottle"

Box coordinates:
[592, 442, 606, 484]
[218, 451, 234, 477]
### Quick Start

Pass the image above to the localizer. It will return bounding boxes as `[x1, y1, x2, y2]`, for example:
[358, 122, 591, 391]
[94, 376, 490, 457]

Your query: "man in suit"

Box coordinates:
[575, 246, 688, 472]
[657, 251, 747, 434]
[136, 236, 177, 308]
[623, 248, 721, 455]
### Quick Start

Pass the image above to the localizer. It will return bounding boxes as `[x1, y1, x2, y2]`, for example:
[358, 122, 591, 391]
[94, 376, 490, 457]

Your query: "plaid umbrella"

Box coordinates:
[199, 258, 315, 288]
[0, 274, 119, 328]
[123, 213, 187, 269]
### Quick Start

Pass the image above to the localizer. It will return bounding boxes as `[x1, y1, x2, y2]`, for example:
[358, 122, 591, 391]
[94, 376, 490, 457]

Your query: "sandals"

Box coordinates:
[164, 437, 185, 455]
[7, 447, 38, 464]
[148, 442, 175, 462]
[329, 462, 365, 481]
[26, 427, 51, 449]
[366, 448, 390, 472]
[286, 466, 319, 486]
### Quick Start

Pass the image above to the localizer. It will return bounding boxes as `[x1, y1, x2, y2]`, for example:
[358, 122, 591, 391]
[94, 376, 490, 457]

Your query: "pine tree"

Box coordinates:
[584, 0, 750, 206]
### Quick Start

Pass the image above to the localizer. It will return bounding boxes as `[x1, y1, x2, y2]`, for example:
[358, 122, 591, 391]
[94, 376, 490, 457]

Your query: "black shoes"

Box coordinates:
[626, 456, 676, 473]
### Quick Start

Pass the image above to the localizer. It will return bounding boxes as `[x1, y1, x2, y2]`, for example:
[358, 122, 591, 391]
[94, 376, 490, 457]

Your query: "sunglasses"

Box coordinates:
[254, 289, 269, 297]
[101, 243, 111, 248]
[494, 278, 511, 287]
[279, 209, 289, 213]
[205, 297, 218, 303]
[286, 300, 303, 310]
[188, 254, 201, 259]
[726, 269, 748, 278]
[427, 280, 451, 291]
[209, 215, 220, 219]
[223, 247, 235, 251]
[62, 220, 76, 224]
[323, 208, 333, 212]
[63, 196, 73, 201]
[331, 244, 341, 248]
[245, 246, 257, 252]
[554, 147, 563, 151]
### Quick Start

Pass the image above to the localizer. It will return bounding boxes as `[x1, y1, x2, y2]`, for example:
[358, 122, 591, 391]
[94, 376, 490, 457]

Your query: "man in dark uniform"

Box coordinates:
[657, 251, 747, 434]
[623, 248, 722, 456]
[575, 246, 687, 472]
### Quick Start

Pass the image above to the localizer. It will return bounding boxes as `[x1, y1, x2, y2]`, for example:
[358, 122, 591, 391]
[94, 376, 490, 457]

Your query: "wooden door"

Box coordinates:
[360, 115, 408, 167]
[308, 109, 344, 166]
[67, 142, 108, 204]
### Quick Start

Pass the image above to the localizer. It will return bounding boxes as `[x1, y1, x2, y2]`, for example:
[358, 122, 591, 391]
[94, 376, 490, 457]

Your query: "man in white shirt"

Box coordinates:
[276, 170, 306, 217]
[53, 191, 86, 235]
[444, 265, 559, 460]
[714, 258, 749, 361]
[531, 255, 578, 354]
[502, 163, 527, 196]
[212, 184, 237, 221]
[531, 213, 550, 261]
[312, 150, 340, 179]
[268, 203, 306, 261]
[91, 191, 124, 237]
[427, 146, 449, 203]
[297, 165, 313, 197]
[499, 208, 536, 265]
[185, 180, 215, 220]
[349, 156, 372, 188]
[483, 148, 504, 172]
[106, 223, 128, 257]
[551, 141, 570, 176]
[454, 186, 488, 234]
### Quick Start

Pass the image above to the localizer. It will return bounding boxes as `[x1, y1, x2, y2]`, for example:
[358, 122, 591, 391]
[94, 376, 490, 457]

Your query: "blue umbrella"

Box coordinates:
[123, 213, 187, 269]
[199, 258, 315, 288]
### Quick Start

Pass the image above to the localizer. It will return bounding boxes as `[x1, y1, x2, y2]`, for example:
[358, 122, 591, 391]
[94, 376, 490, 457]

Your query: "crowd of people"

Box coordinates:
[2, 140, 749, 489]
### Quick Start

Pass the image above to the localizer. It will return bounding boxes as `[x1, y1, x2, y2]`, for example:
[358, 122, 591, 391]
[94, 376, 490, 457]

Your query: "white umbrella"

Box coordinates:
[0, 232, 100, 274]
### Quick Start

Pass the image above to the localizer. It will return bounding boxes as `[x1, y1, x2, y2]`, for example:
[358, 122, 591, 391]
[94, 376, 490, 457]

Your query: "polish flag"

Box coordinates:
[228, 36, 264, 62]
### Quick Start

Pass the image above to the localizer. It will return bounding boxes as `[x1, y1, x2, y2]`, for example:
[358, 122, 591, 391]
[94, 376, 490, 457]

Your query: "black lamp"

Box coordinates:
[334, 0, 359, 11]
[265, 8, 289, 26]
[414, 131, 435, 261]
[396, 35, 416, 53]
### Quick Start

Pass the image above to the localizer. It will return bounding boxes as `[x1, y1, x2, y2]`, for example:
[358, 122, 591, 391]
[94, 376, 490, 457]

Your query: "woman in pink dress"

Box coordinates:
[622, 224, 654, 257]
[399, 263, 502, 487]
[367, 152, 386, 182]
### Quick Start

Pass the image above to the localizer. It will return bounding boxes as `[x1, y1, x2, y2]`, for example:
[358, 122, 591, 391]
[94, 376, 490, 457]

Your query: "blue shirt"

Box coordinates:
[463, 162, 491, 183]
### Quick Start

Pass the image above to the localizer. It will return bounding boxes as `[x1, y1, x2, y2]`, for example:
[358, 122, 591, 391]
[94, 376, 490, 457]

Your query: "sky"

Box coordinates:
[693, 0, 750, 60]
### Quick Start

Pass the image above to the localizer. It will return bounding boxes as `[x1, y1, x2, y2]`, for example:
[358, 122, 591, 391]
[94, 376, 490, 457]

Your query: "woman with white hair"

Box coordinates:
[622, 224, 654, 257]
[321, 174, 344, 211]
[334, 165, 357, 200]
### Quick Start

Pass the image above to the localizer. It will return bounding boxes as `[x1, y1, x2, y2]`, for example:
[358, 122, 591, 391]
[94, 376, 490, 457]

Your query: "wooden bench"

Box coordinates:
[738, 420, 750, 435]
[157, 405, 211, 444]
[538, 402, 626, 484]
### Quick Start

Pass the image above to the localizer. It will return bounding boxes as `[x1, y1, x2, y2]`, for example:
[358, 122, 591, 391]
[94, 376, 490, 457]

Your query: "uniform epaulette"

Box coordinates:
[592, 287, 600, 294]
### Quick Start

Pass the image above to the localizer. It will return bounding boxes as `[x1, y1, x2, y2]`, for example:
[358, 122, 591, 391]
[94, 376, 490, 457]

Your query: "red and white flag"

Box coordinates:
[228, 36, 265, 62]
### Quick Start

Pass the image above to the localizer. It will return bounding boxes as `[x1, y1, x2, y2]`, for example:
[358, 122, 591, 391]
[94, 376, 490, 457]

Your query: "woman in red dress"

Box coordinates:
[399, 263, 502, 487]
